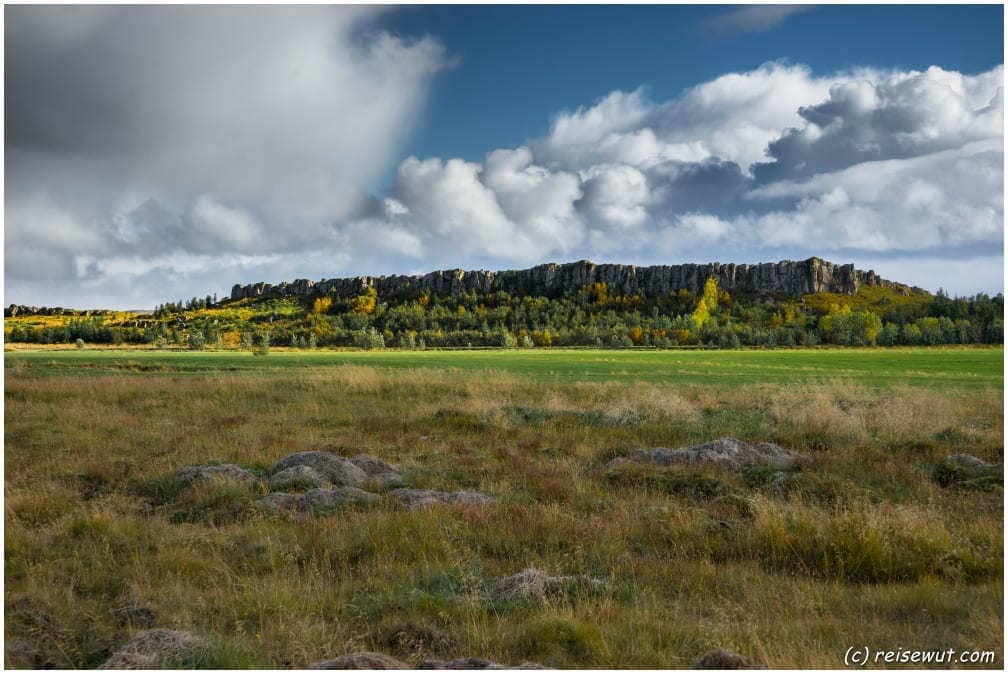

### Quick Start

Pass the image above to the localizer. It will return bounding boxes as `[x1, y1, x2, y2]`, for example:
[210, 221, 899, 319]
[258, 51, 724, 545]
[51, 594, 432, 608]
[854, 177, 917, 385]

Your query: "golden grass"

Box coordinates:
[4, 365, 1003, 668]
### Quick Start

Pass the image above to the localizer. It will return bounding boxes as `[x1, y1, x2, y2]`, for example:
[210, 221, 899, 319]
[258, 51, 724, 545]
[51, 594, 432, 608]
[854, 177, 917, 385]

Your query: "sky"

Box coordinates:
[4, 4, 1005, 309]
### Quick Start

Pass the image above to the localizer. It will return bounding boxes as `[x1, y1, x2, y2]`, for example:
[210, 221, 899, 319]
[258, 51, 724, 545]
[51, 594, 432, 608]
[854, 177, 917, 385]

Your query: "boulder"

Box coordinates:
[350, 455, 404, 487]
[489, 567, 600, 602]
[174, 464, 257, 486]
[299, 487, 380, 512]
[255, 488, 378, 514]
[931, 453, 1003, 490]
[695, 648, 761, 669]
[99, 629, 203, 669]
[309, 652, 408, 669]
[391, 488, 497, 509]
[420, 658, 545, 669]
[268, 451, 368, 487]
[268, 465, 330, 490]
[613, 437, 799, 471]
[946, 453, 997, 469]
[254, 493, 302, 512]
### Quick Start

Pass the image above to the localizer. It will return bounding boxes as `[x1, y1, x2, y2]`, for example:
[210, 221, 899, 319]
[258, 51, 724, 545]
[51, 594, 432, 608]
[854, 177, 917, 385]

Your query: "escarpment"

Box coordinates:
[229, 257, 911, 302]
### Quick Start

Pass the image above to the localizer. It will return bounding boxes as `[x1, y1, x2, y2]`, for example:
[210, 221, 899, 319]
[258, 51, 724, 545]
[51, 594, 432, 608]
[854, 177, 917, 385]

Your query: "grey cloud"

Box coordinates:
[5, 5, 447, 303]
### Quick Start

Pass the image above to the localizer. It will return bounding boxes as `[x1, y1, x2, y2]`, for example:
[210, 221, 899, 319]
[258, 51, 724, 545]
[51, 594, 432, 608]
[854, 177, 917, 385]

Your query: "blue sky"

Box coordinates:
[5, 5, 1005, 308]
[379, 5, 1003, 176]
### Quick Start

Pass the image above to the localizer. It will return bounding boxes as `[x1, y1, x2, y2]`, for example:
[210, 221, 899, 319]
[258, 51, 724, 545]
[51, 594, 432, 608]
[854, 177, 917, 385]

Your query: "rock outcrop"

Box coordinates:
[98, 629, 203, 669]
[695, 648, 762, 669]
[611, 437, 800, 471]
[229, 257, 911, 302]
[309, 652, 409, 669]
[390, 488, 497, 509]
[420, 657, 546, 669]
[175, 464, 258, 486]
[267, 451, 369, 487]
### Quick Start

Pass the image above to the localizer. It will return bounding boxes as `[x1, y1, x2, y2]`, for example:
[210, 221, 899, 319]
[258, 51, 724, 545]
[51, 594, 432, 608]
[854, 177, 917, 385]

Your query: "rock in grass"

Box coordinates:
[349, 455, 404, 487]
[268, 465, 330, 490]
[614, 437, 799, 471]
[391, 488, 496, 509]
[254, 493, 302, 512]
[489, 567, 601, 602]
[931, 453, 1003, 490]
[309, 652, 408, 669]
[174, 464, 257, 486]
[98, 629, 203, 669]
[255, 488, 378, 514]
[947, 453, 998, 469]
[268, 451, 368, 487]
[299, 487, 380, 512]
[695, 648, 761, 669]
[420, 657, 545, 669]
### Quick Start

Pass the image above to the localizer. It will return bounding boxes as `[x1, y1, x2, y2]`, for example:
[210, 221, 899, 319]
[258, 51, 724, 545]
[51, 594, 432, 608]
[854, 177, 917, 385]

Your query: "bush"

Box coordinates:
[74, 338, 85, 349]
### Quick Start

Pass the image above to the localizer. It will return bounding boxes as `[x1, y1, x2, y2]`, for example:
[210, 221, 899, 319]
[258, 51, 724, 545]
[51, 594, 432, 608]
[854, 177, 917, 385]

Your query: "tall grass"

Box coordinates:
[4, 362, 1003, 668]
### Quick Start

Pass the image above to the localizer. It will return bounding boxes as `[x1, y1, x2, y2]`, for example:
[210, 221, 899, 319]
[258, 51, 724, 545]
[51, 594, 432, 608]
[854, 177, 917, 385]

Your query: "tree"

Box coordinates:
[187, 329, 206, 350]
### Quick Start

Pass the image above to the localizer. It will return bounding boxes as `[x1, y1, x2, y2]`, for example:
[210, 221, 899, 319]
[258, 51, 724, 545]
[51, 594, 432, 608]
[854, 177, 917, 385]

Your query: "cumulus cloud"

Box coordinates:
[364, 62, 1001, 292]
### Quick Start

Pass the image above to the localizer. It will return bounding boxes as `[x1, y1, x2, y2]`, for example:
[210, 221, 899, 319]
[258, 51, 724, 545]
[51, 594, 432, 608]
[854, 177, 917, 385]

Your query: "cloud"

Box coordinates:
[362, 62, 1002, 292]
[5, 5, 447, 300]
[703, 5, 813, 37]
[754, 65, 1004, 181]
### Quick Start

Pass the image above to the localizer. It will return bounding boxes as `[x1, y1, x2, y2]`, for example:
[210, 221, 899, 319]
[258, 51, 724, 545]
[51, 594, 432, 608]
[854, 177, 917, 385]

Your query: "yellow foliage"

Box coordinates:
[350, 287, 378, 315]
[312, 296, 333, 316]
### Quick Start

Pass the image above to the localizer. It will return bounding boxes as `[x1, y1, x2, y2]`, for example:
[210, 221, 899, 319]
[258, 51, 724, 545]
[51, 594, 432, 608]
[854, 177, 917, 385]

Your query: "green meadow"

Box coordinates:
[4, 345, 1003, 389]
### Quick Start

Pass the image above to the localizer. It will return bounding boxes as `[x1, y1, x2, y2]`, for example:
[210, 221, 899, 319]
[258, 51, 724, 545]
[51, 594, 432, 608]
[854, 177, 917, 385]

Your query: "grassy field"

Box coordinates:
[4, 347, 1004, 668]
[4, 345, 1003, 389]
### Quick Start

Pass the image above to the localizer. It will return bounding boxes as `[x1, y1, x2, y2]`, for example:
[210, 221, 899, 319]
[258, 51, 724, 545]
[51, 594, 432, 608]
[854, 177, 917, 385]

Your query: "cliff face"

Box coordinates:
[229, 258, 911, 302]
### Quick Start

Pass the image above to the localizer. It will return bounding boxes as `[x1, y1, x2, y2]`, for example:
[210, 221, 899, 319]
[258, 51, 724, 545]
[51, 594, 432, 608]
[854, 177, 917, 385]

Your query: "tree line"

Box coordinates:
[5, 280, 1003, 348]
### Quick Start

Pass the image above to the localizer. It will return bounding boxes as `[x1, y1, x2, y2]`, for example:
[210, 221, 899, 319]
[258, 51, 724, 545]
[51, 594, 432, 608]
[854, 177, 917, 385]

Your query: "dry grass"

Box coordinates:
[4, 364, 1003, 668]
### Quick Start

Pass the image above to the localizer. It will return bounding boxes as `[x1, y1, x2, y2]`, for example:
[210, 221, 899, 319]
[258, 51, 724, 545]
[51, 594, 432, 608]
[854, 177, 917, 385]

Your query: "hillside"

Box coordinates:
[4, 258, 1002, 349]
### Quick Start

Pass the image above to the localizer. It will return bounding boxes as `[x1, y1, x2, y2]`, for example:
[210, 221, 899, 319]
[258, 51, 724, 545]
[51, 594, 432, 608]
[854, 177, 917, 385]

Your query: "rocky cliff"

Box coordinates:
[228, 257, 912, 302]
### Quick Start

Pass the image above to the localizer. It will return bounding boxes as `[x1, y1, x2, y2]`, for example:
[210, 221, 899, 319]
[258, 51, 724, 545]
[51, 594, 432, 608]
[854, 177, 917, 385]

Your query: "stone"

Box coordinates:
[268, 465, 329, 490]
[256, 488, 378, 514]
[268, 451, 368, 487]
[420, 658, 545, 669]
[946, 453, 997, 469]
[298, 487, 380, 512]
[174, 464, 257, 486]
[695, 648, 761, 669]
[613, 437, 799, 471]
[489, 567, 600, 602]
[309, 652, 408, 669]
[98, 629, 203, 669]
[391, 488, 497, 509]
[254, 493, 302, 512]
[350, 455, 404, 487]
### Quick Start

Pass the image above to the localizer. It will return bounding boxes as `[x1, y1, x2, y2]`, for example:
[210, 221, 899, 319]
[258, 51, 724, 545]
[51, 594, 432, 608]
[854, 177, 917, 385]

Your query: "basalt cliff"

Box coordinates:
[229, 257, 912, 303]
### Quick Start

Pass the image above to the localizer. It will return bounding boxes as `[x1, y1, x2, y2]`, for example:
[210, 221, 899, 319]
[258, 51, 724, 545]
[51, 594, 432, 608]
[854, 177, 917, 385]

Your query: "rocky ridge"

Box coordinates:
[229, 257, 912, 302]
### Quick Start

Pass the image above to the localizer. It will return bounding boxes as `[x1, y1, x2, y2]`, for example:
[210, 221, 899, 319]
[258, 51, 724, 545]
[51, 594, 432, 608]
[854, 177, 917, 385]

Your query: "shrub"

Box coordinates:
[605, 461, 732, 500]
[74, 338, 85, 349]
